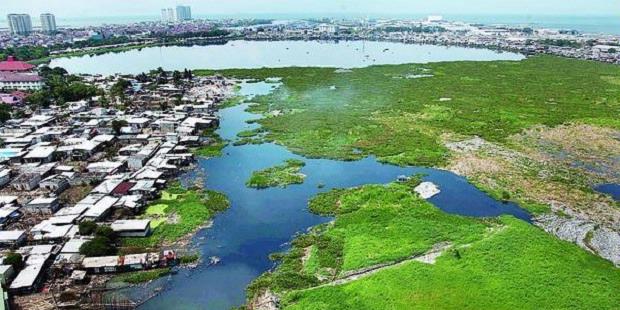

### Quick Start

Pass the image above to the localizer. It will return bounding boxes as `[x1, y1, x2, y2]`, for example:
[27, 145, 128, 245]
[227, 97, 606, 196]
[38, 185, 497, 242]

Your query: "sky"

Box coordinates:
[1, 0, 617, 18]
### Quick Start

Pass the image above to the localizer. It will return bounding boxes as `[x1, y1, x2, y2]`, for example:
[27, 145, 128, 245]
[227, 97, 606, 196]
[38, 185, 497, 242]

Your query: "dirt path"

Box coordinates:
[307, 242, 453, 290]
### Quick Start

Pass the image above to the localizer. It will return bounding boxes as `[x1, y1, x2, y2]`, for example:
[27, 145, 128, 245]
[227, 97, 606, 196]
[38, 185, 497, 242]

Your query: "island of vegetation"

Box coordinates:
[246, 159, 307, 189]
[245, 181, 620, 309]
[200, 55, 620, 268]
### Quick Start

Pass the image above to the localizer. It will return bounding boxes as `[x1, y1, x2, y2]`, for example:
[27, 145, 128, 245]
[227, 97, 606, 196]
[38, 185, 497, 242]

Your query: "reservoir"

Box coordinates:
[50, 40, 524, 75]
[136, 81, 530, 309]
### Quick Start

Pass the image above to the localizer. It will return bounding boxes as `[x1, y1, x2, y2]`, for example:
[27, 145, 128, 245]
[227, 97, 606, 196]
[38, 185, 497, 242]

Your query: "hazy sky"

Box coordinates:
[1, 0, 617, 18]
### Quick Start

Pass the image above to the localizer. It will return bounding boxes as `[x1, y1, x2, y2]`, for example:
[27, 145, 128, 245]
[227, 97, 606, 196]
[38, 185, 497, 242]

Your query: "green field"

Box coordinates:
[199, 56, 620, 167]
[246, 159, 307, 189]
[248, 183, 620, 309]
[122, 183, 230, 250]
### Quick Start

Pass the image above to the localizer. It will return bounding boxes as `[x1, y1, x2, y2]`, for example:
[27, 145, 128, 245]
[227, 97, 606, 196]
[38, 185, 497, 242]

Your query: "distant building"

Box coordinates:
[40, 13, 57, 33]
[318, 24, 339, 34]
[176, 5, 192, 21]
[7, 14, 32, 35]
[426, 15, 444, 23]
[161, 8, 175, 22]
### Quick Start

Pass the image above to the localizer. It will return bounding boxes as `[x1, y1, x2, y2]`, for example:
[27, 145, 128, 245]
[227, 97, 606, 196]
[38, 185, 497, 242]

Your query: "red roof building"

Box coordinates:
[0, 56, 35, 72]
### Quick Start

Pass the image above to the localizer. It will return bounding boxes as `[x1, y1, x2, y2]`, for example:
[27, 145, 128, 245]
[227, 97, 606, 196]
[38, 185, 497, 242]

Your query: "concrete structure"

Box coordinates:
[176, 5, 192, 21]
[40, 13, 57, 33]
[111, 219, 152, 237]
[0, 72, 43, 90]
[25, 197, 60, 215]
[7, 14, 32, 36]
[0, 230, 26, 247]
[161, 8, 175, 23]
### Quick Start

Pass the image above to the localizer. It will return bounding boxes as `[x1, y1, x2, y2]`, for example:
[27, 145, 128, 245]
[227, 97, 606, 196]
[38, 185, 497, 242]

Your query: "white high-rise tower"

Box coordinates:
[7, 14, 32, 36]
[40, 13, 57, 33]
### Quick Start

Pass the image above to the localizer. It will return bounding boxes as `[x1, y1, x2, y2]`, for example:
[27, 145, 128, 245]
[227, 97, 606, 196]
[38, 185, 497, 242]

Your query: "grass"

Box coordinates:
[282, 217, 620, 310]
[109, 268, 171, 284]
[192, 129, 227, 158]
[122, 183, 230, 249]
[179, 254, 201, 264]
[247, 183, 620, 310]
[247, 183, 491, 298]
[246, 159, 307, 189]
[200, 56, 620, 167]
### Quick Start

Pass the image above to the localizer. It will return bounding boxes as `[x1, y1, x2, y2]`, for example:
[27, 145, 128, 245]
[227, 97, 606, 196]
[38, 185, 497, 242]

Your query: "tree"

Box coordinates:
[79, 221, 97, 235]
[95, 225, 117, 240]
[172, 70, 182, 86]
[110, 79, 132, 101]
[183, 69, 193, 80]
[79, 236, 116, 257]
[136, 72, 149, 83]
[111, 119, 128, 135]
[4, 252, 23, 270]
[0, 105, 12, 123]
[25, 90, 52, 108]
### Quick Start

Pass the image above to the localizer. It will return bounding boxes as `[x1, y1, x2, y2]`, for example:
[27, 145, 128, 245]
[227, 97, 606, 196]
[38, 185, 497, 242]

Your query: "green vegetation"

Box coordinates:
[201, 56, 620, 167]
[27, 66, 102, 107]
[248, 183, 620, 309]
[246, 159, 307, 189]
[0, 46, 49, 61]
[4, 252, 24, 271]
[192, 129, 227, 158]
[179, 254, 201, 264]
[110, 268, 171, 284]
[80, 225, 119, 257]
[78, 221, 98, 235]
[122, 183, 230, 249]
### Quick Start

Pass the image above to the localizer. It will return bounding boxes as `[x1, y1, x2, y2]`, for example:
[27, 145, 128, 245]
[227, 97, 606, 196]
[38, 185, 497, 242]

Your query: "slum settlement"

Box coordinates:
[0, 57, 235, 308]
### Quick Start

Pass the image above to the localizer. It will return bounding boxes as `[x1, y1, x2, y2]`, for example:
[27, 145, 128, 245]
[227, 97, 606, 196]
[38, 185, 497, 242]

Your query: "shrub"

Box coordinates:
[80, 236, 116, 257]
[95, 225, 117, 240]
[4, 252, 23, 271]
[78, 221, 97, 235]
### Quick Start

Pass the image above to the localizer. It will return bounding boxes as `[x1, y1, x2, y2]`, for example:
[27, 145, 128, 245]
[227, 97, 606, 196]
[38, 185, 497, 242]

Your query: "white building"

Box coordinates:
[176, 5, 192, 21]
[318, 24, 339, 34]
[40, 13, 57, 33]
[161, 8, 175, 22]
[111, 219, 152, 237]
[7, 14, 32, 36]
[0, 72, 43, 90]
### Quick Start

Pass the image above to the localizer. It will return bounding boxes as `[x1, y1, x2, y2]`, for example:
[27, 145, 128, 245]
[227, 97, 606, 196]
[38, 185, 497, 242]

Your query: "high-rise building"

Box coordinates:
[161, 8, 176, 22]
[176, 5, 192, 21]
[40, 13, 57, 33]
[7, 14, 32, 36]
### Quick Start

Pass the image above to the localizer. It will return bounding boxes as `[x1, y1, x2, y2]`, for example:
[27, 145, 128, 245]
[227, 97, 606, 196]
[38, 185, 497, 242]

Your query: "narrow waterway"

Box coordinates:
[139, 82, 530, 309]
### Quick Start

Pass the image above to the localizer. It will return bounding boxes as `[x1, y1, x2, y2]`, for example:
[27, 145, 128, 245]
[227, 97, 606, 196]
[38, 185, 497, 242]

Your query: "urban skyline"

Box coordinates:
[0, 0, 617, 19]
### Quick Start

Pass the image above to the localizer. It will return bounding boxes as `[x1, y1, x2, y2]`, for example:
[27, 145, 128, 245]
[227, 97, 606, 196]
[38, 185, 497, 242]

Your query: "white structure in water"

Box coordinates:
[414, 182, 441, 199]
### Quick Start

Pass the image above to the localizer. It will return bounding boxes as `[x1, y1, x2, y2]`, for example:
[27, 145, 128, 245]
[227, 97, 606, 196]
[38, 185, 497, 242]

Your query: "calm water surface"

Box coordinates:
[595, 184, 620, 202]
[51, 40, 524, 75]
[139, 82, 530, 309]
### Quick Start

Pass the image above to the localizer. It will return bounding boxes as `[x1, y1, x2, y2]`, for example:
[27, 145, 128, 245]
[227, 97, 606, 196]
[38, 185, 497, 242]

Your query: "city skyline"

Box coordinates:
[0, 0, 617, 19]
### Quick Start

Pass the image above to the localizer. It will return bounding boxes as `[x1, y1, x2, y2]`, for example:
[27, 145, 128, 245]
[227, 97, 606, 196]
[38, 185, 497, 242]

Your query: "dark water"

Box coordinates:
[595, 184, 620, 201]
[139, 82, 529, 309]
